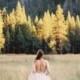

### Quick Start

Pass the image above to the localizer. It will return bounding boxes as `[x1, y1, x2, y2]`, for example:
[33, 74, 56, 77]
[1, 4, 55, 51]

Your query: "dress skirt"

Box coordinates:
[28, 72, 51, 80]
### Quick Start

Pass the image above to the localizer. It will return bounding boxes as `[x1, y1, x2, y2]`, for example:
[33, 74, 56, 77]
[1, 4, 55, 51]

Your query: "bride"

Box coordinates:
[28, 49, 51, 80]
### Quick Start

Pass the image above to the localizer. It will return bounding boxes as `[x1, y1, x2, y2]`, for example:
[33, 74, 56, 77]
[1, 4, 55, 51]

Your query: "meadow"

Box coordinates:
[0, 54, 80, 80]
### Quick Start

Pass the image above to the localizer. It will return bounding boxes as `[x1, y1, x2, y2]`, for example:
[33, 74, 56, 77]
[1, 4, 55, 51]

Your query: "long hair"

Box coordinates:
[35, 49, 44, 60]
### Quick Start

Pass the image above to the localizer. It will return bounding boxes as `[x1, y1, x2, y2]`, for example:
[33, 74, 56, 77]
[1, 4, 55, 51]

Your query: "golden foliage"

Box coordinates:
[67, 11, 76, 29]
[15, 1, 27, 24]
[76, 15, 80, 27]
[0, 12, 5, 48]
[53, 5, 68, 41]
[0, 2, 80, 50]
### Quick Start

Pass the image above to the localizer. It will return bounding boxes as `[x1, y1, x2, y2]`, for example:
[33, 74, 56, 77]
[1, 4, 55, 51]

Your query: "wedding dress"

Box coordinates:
[28, 60, 51, 80]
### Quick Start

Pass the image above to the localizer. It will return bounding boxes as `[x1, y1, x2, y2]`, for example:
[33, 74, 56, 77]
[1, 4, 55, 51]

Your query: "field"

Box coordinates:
[0, 54, 80, 80]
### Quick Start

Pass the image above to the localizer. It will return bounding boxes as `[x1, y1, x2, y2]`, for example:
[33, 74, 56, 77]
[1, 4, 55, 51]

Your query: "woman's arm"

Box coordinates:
[32, 64, 36, 73]
[46, 60, 50, 75]
[32, 62, 36, 73]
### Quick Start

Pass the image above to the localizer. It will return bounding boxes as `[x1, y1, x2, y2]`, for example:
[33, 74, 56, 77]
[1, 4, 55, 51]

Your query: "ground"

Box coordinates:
[0, 54, 80, 80]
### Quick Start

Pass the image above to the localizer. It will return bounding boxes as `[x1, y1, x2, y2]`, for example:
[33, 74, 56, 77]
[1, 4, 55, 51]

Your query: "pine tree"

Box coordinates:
[34, 16, 39, 24]
[0, 12, 5, 52]
[55, 5, 68, 40]
[15, 1, 27, 24]
[14, 24, 26, 53]
[8, 9, 16, 29]
[42, 10, 53, 40]
[52, 5, 68, 54]
[67, 11, 76, 29]
[36, 10, 53, 40]
[67, 11, 76, 53]
[48, 13, 57, 50]
[74, 15, 80, 52]
[76, 15, 80, 27]
[36, 18, 43, 39]
[27, 15, 37, 36]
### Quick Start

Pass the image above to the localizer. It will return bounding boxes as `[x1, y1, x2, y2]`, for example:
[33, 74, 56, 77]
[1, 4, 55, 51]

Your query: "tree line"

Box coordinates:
[0, 1, 80, 54]
[0, 0, 80, 18]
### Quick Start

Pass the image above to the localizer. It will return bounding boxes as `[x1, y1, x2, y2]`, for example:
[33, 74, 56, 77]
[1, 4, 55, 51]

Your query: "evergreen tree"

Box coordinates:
[7, 9, 16, 29]
[73, 15, 80, 53]
[15, 1, 27, 24]
[52, 5, 68, 54]
[67, 11, 76, 53]
[0, 12, 5, 53]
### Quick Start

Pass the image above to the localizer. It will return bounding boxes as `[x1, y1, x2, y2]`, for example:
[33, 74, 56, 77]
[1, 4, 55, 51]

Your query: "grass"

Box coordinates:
[0, 54, 80, 80]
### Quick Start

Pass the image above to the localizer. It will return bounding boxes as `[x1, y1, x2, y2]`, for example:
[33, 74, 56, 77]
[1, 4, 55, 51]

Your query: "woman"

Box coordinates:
[28, 49, 51, 80]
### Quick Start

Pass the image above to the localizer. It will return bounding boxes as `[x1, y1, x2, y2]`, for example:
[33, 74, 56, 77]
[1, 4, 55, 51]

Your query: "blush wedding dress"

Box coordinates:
[28, 59, 51, 80]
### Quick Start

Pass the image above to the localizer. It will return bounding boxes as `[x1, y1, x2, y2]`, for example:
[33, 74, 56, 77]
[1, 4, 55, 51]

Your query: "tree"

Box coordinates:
[15, 1, 27, 24]
[75, 15, 80, 53]
[0, 11, 5, 53]
[7, 9, 16, 29]
[36, 10, 53, 40]
[67, 11, 76, 53]
[52, 5, 68, 54]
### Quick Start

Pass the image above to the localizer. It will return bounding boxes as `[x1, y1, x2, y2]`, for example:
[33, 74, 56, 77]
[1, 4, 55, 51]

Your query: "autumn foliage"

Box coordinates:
[0, 1, 80, 54]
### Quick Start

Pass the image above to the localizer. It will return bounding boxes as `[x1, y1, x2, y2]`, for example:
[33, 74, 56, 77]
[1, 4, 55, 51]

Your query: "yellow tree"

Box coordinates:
[52, 5, 68, 54]
[35, 10, 55, 52]
[37, 10, 53, 40]
[3, 1, 28, 53]
[15, 1, 36, 35]
[34, 16, 39, 24]
[7, 9, 16, 29]
[15, 1, 27, 24]
[66, 11, 76, 53]
[6, 1, 27, 27]
[75, 15, 80, 52]
[27, 15, 37, 35]
[36, 18, 43, 39]
[42, 10, 53, 40]
[48, 13, 57, 50]
[76, 15, 80, 28]
[36, 18, 49, 51]
[0, 11, 5, 52]
[66, 11, 76, 30]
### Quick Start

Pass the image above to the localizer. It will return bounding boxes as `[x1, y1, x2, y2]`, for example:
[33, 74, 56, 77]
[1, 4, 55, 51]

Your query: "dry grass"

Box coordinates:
[0, 54, 80, 80]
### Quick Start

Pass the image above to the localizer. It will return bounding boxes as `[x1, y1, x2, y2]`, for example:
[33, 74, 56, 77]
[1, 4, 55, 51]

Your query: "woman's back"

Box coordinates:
[35, 59, 47, 73]
[28, 49, 51, 80]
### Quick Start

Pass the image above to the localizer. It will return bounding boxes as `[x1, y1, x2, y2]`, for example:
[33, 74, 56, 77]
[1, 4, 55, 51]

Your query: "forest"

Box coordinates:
[0, 1, 80, 54]
[0, 0, 80, 17]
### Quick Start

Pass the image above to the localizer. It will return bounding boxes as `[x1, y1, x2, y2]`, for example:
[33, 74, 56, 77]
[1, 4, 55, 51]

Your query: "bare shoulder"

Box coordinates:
[44, 59, 49, 64]
[35, 60, 40, 64]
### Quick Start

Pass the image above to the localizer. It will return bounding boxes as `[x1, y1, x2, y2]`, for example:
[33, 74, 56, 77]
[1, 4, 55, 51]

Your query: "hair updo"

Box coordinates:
[35, 49, 44, 60]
